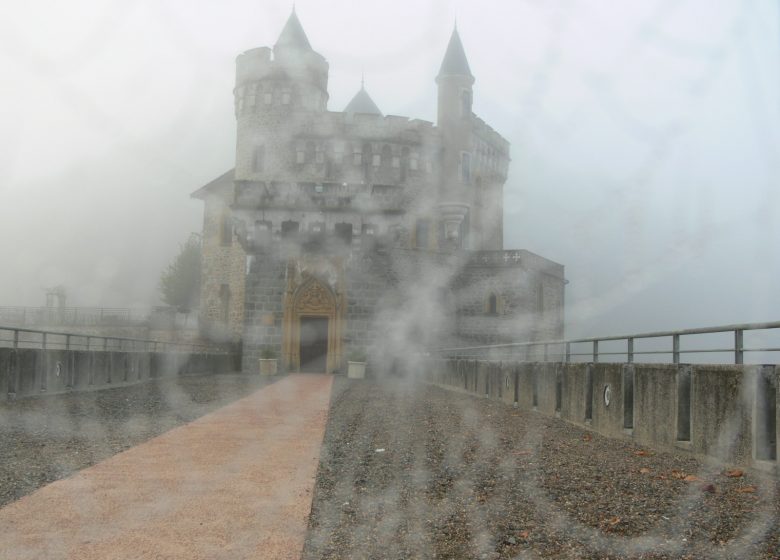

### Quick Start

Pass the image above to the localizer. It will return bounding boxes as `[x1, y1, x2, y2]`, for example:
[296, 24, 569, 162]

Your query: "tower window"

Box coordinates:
[461, 152, 472, 182]
[219, 284, 231, 323]
[461, 90, 472, 117]
[414, 219, 430, 249]
[219, 213, 232, 246]
[252, 146, 265, 172]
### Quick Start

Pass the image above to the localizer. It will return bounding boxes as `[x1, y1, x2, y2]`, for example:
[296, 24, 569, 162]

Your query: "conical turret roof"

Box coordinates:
[275, 9, 312, 51]
[345, 84, 382, 116]
[437, 28, 473, 78]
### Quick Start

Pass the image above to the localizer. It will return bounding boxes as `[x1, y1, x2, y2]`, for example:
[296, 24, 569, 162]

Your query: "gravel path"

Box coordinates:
[0, 373, 276, 508]
[304, 379, 780, 560]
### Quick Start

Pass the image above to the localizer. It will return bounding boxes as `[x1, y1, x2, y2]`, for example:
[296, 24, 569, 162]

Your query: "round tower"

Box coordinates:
[435, 27, 475, 249]
[234, 10, 329, 182]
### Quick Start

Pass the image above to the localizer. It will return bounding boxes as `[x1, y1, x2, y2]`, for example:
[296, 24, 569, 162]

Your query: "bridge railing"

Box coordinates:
[0, 306, 152, 327]
[436, 320, 780, 365]
[0, 325, 225, 354]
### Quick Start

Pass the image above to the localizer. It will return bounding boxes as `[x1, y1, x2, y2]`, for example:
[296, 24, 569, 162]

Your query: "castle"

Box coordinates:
[192, 10, 565, 373]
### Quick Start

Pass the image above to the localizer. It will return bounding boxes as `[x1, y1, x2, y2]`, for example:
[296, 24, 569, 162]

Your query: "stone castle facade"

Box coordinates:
[192, 10, 565, 373]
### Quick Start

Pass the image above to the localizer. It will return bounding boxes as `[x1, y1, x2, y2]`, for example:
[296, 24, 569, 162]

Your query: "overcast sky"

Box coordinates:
[0, 0, 778, 338]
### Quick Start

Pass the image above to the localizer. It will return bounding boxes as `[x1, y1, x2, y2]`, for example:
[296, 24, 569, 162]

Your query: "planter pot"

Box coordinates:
[259, 358, 278, 376]
[347, 361, 366, 379]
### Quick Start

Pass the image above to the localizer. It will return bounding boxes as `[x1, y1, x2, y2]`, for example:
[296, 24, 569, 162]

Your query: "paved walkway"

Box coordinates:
[0, 374, 334, 560]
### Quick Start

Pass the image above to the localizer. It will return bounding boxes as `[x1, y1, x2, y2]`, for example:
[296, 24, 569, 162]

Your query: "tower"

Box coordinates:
[233, 9, 329, 183]
[435, 27, 477, 250]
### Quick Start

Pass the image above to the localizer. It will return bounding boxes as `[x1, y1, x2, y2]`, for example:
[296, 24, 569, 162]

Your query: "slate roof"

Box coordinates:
[437, 28, 472, 78]
[190, 169, 234, 200]
[274, 10, 312, 51]
[344, 86, 382, 116]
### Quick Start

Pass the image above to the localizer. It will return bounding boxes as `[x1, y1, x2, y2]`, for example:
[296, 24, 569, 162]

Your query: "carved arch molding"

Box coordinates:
[281, 258, 345, 373]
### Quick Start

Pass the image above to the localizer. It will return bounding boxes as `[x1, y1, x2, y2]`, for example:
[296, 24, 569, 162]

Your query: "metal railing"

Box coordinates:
[0, 306, 151, 327]
[436, 321, 780, 365]
[0, 326, 225, 354]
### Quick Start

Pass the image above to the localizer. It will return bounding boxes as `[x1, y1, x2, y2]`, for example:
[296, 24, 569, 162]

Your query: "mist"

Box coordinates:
[1, 0, 777, 338]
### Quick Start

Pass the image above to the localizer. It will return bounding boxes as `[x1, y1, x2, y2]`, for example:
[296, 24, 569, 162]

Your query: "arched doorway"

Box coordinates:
[282, 276, 343, 372]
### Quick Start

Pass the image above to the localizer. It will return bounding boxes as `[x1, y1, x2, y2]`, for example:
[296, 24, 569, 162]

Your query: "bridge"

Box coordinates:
[0, 321, 777, 558]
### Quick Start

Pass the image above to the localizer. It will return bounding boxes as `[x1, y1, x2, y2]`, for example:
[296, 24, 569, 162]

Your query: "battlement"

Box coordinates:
[472, 114, 509, 156]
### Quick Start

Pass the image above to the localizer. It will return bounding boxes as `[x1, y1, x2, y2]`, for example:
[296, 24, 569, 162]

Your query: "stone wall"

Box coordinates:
[429, 359, 779, 473]
[200, 196, 246, 341]
[0, 347, 238, 402]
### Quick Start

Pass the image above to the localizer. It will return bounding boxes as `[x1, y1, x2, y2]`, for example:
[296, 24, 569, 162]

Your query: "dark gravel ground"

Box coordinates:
[0, 373, 275, 508]
[303, 379, 780, 560]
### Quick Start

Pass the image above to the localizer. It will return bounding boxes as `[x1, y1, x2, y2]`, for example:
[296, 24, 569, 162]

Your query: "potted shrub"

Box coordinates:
[259, 348, 278, 376]
[347, 349, 367, 379]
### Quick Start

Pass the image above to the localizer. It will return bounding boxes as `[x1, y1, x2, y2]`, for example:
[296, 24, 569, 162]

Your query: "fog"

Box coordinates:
[1, 0, 777, 338]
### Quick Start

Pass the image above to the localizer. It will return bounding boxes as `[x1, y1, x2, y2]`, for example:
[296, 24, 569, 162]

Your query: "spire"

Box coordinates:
[437, 27, 473, 79]
[344, 82, 382, 116]
[275, 8, 312, 51]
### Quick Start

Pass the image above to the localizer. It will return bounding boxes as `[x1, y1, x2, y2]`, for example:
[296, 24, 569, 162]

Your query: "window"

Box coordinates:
[252, 146, 265, 173]
[305, 141, 316, 163]
[315, 148, 325, 164]
[219, 285, 231, 323]
[264, 92, 273, 105]
[247, 94, 256, 107]
[392, 156, 400, 168]
[372, 153, 381, 167]
[353, 148, 362, 166]
[281, 220, 299, 239]
[410, 155, 418, 170]
[361, 224, 376, 236]
[296, 149, 305, 164]
[461, 90, 472, 117]
[282, 91, 291, 105]
[461, 152, 472, 182]
[219, 213, 232, 246]
[488, 293, 497, 315]
[310, 222, 324, 234]
[334, 223, 353, 245]
[382, 145, 392, 167]
[414, 219, 429, 249]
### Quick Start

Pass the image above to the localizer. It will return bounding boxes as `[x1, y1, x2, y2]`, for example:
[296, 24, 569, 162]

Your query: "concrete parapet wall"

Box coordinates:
[430, 359, 779, 472]
[1, 348, 239, 401]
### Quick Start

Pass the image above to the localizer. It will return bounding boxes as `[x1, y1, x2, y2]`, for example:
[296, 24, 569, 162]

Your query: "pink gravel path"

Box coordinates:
[0, 374, 334, 560]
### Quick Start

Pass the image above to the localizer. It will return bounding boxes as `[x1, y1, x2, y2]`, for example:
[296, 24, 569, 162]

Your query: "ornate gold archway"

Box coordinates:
[281, 267, 344, 373]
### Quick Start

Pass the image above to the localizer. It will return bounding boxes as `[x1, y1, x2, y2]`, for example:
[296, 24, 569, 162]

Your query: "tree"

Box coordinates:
[159, 234, 201, 314]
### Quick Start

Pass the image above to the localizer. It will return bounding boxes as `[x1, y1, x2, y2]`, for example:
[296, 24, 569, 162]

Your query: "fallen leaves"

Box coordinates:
[736, 486, 756, 494]
[582, 434, 592, 442]
[639, 467, 651, 474]
[634, 450, 652, 457]
[725, 469, 744, 478]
